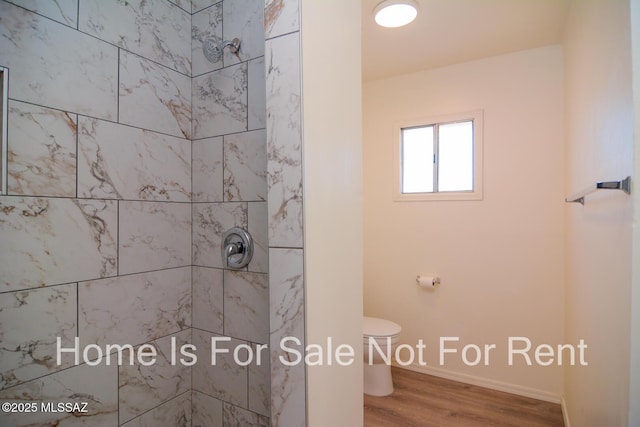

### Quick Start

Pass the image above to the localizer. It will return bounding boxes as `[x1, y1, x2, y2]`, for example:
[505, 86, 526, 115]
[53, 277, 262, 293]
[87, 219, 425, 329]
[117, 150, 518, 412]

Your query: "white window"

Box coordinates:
[393, 110, 483, 201]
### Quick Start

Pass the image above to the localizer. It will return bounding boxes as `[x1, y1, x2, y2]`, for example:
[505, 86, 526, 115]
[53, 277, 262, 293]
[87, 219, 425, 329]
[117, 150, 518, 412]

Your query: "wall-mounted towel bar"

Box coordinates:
[565, 176, 631, 205]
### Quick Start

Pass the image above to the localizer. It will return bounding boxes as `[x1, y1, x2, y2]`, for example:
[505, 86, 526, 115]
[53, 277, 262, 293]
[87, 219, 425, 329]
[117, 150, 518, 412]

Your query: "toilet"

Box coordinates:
[363, 316, 402, 396]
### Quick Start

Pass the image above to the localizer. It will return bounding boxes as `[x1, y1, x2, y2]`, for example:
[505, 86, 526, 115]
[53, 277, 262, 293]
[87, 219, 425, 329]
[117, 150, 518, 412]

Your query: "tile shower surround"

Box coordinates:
[0, 0, 305, 425]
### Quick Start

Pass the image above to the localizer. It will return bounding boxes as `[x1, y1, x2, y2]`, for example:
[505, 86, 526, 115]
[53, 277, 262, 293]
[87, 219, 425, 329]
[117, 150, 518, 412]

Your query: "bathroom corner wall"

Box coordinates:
[190, 0, 270, 426]
[299, 1, 363, 424]
[264, 0, 306, 425]
[563, 0, 634, 424]
[0, 0, 193, 425]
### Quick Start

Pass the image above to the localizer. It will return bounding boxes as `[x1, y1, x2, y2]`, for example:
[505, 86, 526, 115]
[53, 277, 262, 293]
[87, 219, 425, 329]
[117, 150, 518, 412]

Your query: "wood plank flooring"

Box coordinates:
[364, 367, 564, 427]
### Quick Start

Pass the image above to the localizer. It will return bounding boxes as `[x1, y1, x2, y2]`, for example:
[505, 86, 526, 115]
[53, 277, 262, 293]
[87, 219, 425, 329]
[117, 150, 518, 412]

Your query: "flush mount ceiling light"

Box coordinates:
[374, 0, 419, 28]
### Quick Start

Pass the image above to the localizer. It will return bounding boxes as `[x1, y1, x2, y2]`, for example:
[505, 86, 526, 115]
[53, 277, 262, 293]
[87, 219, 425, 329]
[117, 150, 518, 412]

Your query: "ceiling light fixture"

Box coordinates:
[374, 0, 419, 28]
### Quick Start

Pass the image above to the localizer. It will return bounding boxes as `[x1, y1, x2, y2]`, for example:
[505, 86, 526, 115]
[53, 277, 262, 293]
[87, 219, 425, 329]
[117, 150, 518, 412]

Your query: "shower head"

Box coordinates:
[202, 37, 241, 63]
[202, 37, 222, 63]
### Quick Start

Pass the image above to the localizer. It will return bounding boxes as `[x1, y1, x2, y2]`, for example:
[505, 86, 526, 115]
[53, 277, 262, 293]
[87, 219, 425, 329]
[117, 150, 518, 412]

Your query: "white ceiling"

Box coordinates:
[362, 0, 571, 82]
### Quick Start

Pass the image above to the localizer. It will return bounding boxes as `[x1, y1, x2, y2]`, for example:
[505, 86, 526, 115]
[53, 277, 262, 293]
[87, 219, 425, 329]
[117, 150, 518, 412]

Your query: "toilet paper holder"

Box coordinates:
[416, 275, 441, 288]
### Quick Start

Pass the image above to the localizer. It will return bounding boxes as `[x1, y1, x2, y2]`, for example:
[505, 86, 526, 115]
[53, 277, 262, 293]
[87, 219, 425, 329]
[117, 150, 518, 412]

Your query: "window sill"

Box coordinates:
[393, 190, 483, 202]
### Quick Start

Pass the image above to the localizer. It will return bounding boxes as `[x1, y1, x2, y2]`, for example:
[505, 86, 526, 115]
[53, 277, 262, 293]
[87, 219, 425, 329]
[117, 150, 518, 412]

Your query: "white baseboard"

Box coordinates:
[394, 363, 562, 404]
[561, 396, 571, 427]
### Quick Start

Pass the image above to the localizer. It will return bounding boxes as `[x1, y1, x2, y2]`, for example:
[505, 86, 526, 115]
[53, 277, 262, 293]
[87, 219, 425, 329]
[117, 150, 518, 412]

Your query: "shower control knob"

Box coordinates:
[221, 227, 253, 269]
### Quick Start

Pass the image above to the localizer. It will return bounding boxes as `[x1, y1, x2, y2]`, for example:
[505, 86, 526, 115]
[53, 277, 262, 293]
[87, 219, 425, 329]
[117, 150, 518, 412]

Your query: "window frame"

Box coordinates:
[392, 110, 483, 202]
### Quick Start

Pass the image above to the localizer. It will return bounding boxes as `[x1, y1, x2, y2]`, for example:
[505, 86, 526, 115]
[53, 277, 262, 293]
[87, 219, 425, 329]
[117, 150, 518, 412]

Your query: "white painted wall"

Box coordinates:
[300, 0, 364, 425]
[363, 45, 565, 399]
[563, 0, 635, 425]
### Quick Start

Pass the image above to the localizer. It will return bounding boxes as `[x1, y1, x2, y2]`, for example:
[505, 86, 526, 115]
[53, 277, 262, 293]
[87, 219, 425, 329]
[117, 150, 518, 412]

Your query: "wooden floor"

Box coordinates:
[364, 367, 564, 427]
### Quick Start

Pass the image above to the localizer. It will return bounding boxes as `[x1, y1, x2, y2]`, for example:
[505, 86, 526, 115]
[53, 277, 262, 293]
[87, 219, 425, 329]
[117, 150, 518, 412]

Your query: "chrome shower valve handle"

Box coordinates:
[221, 227, 253, 269]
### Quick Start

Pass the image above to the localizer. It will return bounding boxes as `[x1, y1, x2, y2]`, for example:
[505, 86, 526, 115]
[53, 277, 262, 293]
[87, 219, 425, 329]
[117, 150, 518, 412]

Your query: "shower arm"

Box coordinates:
[221, 38, 240, 54]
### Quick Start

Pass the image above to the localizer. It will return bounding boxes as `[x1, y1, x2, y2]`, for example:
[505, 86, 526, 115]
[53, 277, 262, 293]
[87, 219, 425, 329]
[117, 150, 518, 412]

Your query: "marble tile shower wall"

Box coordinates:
[0, 0, 270, 426]
[0, 0, 193, 425]
[191, 0, 271, 425]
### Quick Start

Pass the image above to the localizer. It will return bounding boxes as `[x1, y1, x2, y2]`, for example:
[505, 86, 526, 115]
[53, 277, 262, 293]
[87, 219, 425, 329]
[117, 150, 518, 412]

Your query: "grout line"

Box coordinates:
[222, 267, 226, 336]
[76, 281, 79, 343]
[4, 98, 191, 141]
[116, 359, 120, 425]
[191, 126, 266, 142]
[190, 326, 266, 347]
[0, 327, 194, 393]
[116, 199, 120, 277]
[0, 264, 195, 296]
[122, 390, 192, 425]
[0, 280, 79, 295]
[264, 29, 300, 43]
[1, 66, 8, 195]
[75, 113, 79, 199]
[0, 193, 193, 204]
[116, 48, 120, 124]
[246, 59, 250, 131]
[3, 1, 77, 31]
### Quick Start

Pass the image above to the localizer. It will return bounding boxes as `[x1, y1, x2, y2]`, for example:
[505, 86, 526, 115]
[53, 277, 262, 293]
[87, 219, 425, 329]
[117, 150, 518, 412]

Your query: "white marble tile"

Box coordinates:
[223, 403, 270, 426]
[192, 63, 248, 139]
[269, 248, 304, 349]
[192, 3, 223, 76]
[80, 0, 190, 75]
[192, 202, 247, 268]
[248, 56, 266, 131]
[119, 201, 191, 274]
[265, 0, 299, 39]
[192, 390, 223, 427]
[121, 392, 191, 427]
[119, 51, 191, 139]
[0, 284, 76, 390]
[248, 343, 270, 417]
[248, 202, 268, 273]
[224, 271, 269, 344]
[192, 137, 223, 202]
[269, 248, 305, 427]
[192, 0, 220, 14]
[7, 101, 77, 197]
[78, 268, 191, 350]
[5, 0, 78, 27]
[266, 33, 303, 248]
[222, 0, 265, 66]
[0, 197, 117, 292]
[192, 329, 248, 407]
[270, 356, 305, 427]
[0, 2, 118, 120]
[168, 0, 192, 13]
[0, 363, 118, 427]
[78, 117, 191, 202]
[192, 267, 223, 334]
[224, 129, 267, 202]
[119, 330, 191, 424]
